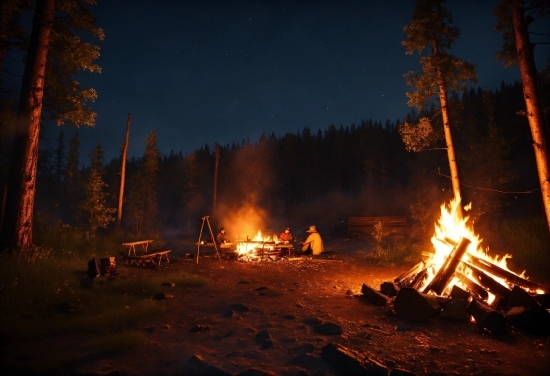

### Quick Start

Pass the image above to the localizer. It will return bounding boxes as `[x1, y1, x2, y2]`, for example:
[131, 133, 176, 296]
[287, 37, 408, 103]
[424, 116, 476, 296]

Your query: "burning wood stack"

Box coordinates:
[235, 231, 294, 261]
[363, 197, 550, 336]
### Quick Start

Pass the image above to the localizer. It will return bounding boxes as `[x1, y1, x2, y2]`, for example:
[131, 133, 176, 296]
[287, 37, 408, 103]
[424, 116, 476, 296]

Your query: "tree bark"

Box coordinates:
[439, 84, 462, 205]
[510, 0, 550, 230]
[117, 113, 131, 226]
[212, 143, 220, 214]
[0, 0, 54, 252]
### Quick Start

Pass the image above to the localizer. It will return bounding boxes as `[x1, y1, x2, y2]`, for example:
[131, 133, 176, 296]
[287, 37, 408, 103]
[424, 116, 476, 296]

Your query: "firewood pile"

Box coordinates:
[362, 236, 550, 336]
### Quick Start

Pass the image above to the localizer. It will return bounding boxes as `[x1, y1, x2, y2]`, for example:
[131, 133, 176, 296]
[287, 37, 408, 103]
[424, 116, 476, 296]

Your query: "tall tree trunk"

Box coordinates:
[439, 85, 462, 203]
[212, 143, 219, 214]
[434, 36, 462, 212]
[0, 0, 54, 252]
[117, 113, 131, 226]
[510, 0, 550, 230]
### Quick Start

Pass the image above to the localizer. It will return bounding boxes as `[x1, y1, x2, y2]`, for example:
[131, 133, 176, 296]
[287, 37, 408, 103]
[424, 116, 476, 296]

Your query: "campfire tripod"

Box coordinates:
[196, 215, 221, 264]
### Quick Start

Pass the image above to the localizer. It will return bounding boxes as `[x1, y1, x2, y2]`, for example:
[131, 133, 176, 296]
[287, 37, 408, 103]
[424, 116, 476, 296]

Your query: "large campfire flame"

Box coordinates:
[235, 230, 281, 260]
[421, 196, 545, 304]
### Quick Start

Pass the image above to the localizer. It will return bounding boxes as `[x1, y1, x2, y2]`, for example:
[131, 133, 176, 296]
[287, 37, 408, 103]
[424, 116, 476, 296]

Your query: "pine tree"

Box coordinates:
[64, 131, 82, 224]
[82, 143, 115, 235]
[0, 0, 102, 251]
[128, 131, 160, 235]
[401, 0, 477, 206]
[495, 0, 550, 230]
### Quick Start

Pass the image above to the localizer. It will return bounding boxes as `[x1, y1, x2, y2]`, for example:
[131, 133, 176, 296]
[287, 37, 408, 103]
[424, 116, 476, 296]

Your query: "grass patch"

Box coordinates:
[0, 244, 208, 374]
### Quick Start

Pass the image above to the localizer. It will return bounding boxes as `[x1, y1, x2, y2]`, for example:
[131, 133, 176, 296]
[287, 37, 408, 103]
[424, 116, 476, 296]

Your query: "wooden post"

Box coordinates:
[212, 143, 220, 214]
[117, 113, 131, 226]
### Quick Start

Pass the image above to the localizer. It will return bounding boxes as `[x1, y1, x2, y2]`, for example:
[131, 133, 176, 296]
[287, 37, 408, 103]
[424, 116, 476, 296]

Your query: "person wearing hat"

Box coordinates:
[302, 225, 324, 255]
[279, 227, 294, 244]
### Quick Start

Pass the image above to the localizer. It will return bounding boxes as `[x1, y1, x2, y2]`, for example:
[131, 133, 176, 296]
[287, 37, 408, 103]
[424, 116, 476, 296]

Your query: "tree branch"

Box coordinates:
[436, 171, 540, 194]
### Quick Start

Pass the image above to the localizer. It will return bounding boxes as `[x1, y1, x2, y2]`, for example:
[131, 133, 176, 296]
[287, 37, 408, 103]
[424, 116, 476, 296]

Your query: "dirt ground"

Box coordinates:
[24, 238, 550, 375]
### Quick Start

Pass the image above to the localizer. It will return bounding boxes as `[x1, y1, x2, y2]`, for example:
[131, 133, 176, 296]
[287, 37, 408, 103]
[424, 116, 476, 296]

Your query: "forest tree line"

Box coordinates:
[33, 79, 548, 247]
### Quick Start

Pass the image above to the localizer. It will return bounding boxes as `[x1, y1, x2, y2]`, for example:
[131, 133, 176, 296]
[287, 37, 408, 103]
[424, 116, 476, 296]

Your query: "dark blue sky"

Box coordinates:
[43, 0, 549, 162]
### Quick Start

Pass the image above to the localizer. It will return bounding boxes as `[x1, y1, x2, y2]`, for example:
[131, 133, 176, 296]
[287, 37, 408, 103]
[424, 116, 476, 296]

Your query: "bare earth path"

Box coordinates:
[58, 237, 549, 376]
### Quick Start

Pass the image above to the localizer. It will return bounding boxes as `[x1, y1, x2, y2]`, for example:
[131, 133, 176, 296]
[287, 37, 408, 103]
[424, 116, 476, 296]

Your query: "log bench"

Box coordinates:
[125, 249, 171, 266]
[347, 216, 407, 238]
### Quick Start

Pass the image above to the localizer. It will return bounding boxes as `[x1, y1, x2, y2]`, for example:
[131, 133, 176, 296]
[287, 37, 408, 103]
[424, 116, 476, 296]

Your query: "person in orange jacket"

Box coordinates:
[279, 227, 293, 244]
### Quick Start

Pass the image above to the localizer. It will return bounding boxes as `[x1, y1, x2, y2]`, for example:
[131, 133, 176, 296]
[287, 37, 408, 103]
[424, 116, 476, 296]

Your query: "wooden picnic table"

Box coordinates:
[122, 239, 154, 256]
[125, 250, 171, 266]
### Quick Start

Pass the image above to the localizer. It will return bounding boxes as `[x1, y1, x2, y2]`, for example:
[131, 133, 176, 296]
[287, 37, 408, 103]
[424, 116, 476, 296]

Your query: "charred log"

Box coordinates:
[423, 237, 471, 295]
[380, 281, 399, 297]
[449, 285, 471, 301]
[409, 268, 428, 290]
[440, 298, 469, 321]
[509, 285, 541, 309]
[465, 254, 547, 293]
[455, 271, 489, 302]
[535, 293, 550, 309]
[467, 297, 507, 335]
[463, 261, 512, 304]
[394, 261, 423, 287]
[361, 284, 389, 306]
[394, 287, 442, 321]
[505, 306, 550, 335]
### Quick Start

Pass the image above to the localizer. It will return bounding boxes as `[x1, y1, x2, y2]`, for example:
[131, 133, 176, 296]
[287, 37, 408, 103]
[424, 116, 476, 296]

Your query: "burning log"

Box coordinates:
[462, 261, 512, 303]
[455, 271, 489, 302]
[423, 237, 471, 295]
[467, 297, 507, 335]
[465, 253, 547, 293]
[394, 261, 423, 287]
[509, 285, 541, 309]
[361, 284, 389, 306]
[409, 268, 428, 290]
[394, 287, 443, 321]
[449, 285, 471, 301]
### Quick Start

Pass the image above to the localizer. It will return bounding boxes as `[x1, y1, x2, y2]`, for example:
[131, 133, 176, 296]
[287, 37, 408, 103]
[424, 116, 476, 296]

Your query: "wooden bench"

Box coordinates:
[125, 249, 171, 266]
[347, 216, 407, 238]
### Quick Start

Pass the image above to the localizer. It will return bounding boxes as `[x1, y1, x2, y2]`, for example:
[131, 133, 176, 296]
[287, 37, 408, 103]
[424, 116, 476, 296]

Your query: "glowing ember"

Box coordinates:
[421, 195, 544, 304]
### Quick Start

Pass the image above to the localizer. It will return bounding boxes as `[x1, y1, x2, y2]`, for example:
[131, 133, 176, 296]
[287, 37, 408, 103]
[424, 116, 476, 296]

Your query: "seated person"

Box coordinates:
[279, 227, 293, 244]
[216, 227, 232, 248]
[301, 225, 324, 255]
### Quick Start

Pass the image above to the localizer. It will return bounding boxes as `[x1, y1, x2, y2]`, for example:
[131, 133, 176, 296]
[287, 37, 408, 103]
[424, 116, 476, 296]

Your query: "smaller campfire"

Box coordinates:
[235, 230, 294, 261]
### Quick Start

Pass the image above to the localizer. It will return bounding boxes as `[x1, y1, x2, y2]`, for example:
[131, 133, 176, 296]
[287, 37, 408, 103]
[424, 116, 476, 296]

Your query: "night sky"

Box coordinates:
[41, 0, 550, 162]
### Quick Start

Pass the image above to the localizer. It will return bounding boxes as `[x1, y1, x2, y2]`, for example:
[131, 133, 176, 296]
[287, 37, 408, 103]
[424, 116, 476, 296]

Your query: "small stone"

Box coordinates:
[230, 303, 250, 312]
[222, 310, 236, 318]
[315, 322, 342, 335]
[260, 339, 274, 349]
[152, 292, 167, 300]
[255, 330, 272, 343]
